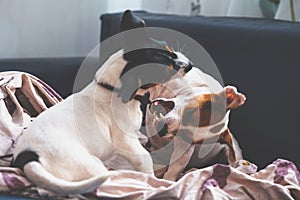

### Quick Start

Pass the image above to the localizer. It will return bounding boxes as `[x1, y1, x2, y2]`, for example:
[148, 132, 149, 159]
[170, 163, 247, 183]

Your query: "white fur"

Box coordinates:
[13, 50, 153, 195]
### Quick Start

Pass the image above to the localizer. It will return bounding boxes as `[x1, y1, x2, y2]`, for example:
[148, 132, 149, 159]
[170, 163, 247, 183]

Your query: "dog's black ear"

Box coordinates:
[120, 10, 145, 31]
[120, 10, 149, 54]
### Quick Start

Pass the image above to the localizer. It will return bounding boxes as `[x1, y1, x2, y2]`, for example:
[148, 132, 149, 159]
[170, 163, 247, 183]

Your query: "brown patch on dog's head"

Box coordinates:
[182, 92, 227, 128]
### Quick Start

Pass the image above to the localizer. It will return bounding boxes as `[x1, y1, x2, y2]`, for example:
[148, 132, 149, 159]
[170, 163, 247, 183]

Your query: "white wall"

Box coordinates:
[275, 0, 300, 21]
[0, 0, 141, 58]
[107, 0, 141, 13]
[142, 0, 190, 15]
[0, 0, 194, 58]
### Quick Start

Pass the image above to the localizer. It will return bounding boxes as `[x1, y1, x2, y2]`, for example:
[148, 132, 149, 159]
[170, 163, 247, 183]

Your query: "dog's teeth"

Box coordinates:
[159, 113, 164, 118]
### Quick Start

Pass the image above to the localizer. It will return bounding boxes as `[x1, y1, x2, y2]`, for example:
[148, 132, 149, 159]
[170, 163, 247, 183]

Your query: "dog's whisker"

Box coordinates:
[171, 45, 175, 52]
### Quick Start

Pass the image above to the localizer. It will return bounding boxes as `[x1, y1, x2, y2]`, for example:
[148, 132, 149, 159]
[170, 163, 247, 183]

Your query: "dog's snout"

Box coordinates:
[172, 52, 193, 74]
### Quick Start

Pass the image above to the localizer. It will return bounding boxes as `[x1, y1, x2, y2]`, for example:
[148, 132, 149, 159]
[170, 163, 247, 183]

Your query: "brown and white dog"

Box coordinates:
[145, 67, 246, 181]
[10, 10, 193, 195]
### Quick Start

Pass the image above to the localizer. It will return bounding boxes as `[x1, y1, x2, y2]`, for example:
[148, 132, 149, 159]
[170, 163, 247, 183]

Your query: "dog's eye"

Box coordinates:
[149, 100, 175, 117]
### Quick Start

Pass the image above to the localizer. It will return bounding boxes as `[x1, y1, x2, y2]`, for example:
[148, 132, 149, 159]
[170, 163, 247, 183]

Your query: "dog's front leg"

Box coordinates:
[218, 129, 242, 166]
[163, 137, 195, 181]
[115, 135, 154, 174]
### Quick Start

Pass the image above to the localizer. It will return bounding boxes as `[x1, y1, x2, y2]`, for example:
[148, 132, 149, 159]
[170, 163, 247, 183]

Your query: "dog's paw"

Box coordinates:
[225, 85, 246, 109]
[163, 171, 178, 182]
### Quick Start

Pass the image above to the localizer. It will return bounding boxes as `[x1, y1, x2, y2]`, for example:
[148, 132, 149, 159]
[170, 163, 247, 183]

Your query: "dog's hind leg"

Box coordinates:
[21, 151, 110, 195]
[24, 161, 109, 195]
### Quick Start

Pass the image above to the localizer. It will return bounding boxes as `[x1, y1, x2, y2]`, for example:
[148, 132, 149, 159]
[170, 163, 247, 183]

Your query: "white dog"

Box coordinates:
[11, 10, 193, 195]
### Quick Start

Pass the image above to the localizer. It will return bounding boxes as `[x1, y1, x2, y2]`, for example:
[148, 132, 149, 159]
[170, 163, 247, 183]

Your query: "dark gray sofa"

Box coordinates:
[100, 11, 300, 169]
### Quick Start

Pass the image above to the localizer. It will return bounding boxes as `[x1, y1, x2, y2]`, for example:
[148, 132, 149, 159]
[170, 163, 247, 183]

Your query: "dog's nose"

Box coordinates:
[184, 62, 193, 73]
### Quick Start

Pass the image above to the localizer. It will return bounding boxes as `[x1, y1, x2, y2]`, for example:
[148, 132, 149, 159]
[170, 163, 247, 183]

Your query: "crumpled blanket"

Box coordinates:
[0, 72, 300, 199]
[0, 71, 62, 166]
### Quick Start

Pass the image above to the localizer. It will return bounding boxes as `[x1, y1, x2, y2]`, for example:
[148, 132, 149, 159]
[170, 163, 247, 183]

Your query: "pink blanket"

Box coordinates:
[0, 72, 299, 199]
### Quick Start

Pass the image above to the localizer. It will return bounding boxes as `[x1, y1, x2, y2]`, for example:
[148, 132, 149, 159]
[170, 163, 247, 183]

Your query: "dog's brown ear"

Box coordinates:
[225, 86, 246, 110]
[120, 10, 145, 31]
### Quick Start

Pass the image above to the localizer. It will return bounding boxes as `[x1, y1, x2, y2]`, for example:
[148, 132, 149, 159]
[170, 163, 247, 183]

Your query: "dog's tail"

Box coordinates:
[24, 161, 109, 195]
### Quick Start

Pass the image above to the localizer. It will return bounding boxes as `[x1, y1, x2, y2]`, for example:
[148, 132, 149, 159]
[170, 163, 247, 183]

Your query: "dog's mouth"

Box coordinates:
[150, 99, 175, 119]
[149, 99, 175, 136]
